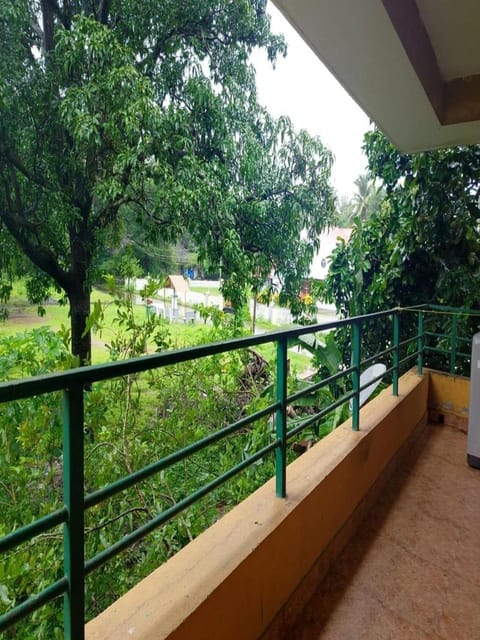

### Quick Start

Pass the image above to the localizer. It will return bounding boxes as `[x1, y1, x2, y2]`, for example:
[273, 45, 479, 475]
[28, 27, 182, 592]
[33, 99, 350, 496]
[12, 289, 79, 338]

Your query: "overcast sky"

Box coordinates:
[251, 3, 371, 200]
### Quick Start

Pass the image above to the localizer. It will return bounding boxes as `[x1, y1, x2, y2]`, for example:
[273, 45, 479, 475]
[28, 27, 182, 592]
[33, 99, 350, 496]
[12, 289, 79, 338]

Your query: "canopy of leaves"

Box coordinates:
[0, 1, 335, 361]
[323, 129, 480, 317]
[319, 129, 480, 374]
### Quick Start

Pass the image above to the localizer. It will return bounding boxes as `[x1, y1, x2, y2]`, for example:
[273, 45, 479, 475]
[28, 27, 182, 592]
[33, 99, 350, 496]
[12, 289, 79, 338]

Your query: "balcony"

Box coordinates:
[1, 306, 479, 639]
[287, 412, 479, 640]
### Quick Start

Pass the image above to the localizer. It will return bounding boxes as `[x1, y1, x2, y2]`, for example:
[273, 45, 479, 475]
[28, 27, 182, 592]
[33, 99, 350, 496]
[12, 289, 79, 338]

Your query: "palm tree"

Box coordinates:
[336, 195, 356, 226]
[353, 174, 386, 221]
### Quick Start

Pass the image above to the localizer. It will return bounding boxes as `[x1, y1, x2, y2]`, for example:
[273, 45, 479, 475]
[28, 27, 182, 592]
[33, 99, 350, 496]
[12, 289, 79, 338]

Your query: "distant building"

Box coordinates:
[310, 227, 352, 280]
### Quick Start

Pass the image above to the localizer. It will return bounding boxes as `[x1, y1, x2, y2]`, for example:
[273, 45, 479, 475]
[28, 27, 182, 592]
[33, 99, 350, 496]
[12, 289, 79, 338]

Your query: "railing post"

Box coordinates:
[63, 384, 85, 640]
[393, 312, 399, 396]
[417, 311, 424, 375]
[275, 337, 287, 498]
[351, 321, 361, 431]
[450, 314, 458, 375]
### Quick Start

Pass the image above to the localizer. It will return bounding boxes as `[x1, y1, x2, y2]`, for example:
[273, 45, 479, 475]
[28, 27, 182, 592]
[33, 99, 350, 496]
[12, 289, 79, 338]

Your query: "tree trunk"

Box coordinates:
[69, 286, 91, 365]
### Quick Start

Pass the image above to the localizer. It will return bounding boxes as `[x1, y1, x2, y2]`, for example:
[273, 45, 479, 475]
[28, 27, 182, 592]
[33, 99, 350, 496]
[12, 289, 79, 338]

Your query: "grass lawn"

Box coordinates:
[189, 285, 221, 296]
[1, 296, 209, 364]
[1, 283, 312, 372]
[1, 288, 133, 363]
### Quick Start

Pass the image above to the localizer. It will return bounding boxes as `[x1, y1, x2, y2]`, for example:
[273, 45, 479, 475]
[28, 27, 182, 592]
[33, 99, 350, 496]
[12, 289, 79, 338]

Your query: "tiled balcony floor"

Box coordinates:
[293, 423, 480, 640]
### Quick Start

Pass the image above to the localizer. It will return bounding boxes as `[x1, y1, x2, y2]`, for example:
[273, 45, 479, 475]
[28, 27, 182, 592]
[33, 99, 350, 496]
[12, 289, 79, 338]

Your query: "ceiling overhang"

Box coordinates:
[272, 0, 480, 152]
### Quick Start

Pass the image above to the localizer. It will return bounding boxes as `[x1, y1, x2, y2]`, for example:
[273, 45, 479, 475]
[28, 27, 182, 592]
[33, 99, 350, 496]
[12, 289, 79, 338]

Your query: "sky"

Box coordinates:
[251, 3, 371, 200]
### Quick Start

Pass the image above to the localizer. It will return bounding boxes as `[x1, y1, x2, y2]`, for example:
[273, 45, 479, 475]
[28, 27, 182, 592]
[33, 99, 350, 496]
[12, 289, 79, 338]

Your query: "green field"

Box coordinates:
[188, 284, 221, 296]
[0, 283, 312, 371]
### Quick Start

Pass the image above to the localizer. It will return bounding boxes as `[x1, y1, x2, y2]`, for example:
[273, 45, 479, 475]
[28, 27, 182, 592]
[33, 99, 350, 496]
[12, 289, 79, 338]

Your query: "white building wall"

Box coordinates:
[310, 227, 352, 280]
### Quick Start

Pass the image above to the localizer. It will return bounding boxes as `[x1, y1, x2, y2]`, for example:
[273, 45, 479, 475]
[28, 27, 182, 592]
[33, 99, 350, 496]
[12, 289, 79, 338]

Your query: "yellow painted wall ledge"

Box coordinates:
[86, 370, 437, 640]
[427, 369, 469, 426]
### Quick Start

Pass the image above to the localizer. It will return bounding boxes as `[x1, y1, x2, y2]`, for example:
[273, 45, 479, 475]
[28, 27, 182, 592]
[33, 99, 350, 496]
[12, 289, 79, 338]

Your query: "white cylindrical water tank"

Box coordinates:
[467, 332, 480, 468]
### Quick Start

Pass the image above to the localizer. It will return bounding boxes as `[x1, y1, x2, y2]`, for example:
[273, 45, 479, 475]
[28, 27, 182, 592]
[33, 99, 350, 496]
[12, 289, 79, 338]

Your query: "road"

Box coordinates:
[140, 279, 338, 327]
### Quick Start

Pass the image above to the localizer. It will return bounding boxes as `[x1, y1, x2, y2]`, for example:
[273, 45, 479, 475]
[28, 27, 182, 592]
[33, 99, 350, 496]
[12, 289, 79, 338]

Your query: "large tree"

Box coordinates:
[324, 129, 480, 317]
[0, 1, 335, 363]
[320, 129, 480, 372]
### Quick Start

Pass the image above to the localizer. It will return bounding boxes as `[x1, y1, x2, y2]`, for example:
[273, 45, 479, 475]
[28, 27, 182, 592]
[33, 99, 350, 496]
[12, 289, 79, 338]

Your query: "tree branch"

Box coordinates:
[143, 13, 220, 74]
[3, 148, 48, 189]
[40, 0, 55, 53]
[91, 194, 134, 232]
[85, 506, 150, 534]
[97, 0, 111, 25]
[0, 205, 71, 292]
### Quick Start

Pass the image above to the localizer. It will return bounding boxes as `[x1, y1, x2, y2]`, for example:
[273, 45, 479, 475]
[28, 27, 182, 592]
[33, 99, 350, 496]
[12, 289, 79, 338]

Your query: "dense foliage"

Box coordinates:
[0, 299, 276, 636]
[326, 130, 480, 315]
[0, 1, 335, 363]
[320, 129, 480, 374]
[0, 285, 354, 637]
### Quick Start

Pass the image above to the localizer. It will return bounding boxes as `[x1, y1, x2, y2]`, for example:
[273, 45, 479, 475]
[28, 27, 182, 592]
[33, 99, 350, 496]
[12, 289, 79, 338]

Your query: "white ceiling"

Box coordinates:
[273, 0, 480, 152]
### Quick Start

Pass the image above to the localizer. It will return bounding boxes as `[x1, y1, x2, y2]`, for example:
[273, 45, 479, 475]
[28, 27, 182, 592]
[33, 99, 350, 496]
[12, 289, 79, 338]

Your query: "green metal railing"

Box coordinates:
[0, 305, 476, 638]
[420, 304, 479, 374]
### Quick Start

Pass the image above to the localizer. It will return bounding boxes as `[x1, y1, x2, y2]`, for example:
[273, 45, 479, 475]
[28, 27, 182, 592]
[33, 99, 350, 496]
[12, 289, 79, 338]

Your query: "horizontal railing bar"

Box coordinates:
[423, 332, 472, 344]
[399, 304, 428, 311]
[85, 401, 278, 509]
[286, 366, 355, 404]
[405, 303, 480, 320]
[383, 364, 395, 376]
[287, 364, 397, 442]
[424, 304, 480, 315]
[85, 440, 279, 575]
[0, 309, 403, 403]
[423, 346, 469, 359]
[360, 346, 394, 368]
[286, 391, 355, 440]
[358, 368, 393, 394]
[360, 310, 396, 323]
[424, 331, 448, 340]
[0, 507, 68, 554]
[398, 335, 418, 349]
[398, 352, 419, 367]
[0, 577, 67, 632]
[423, 345, 448, 356]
